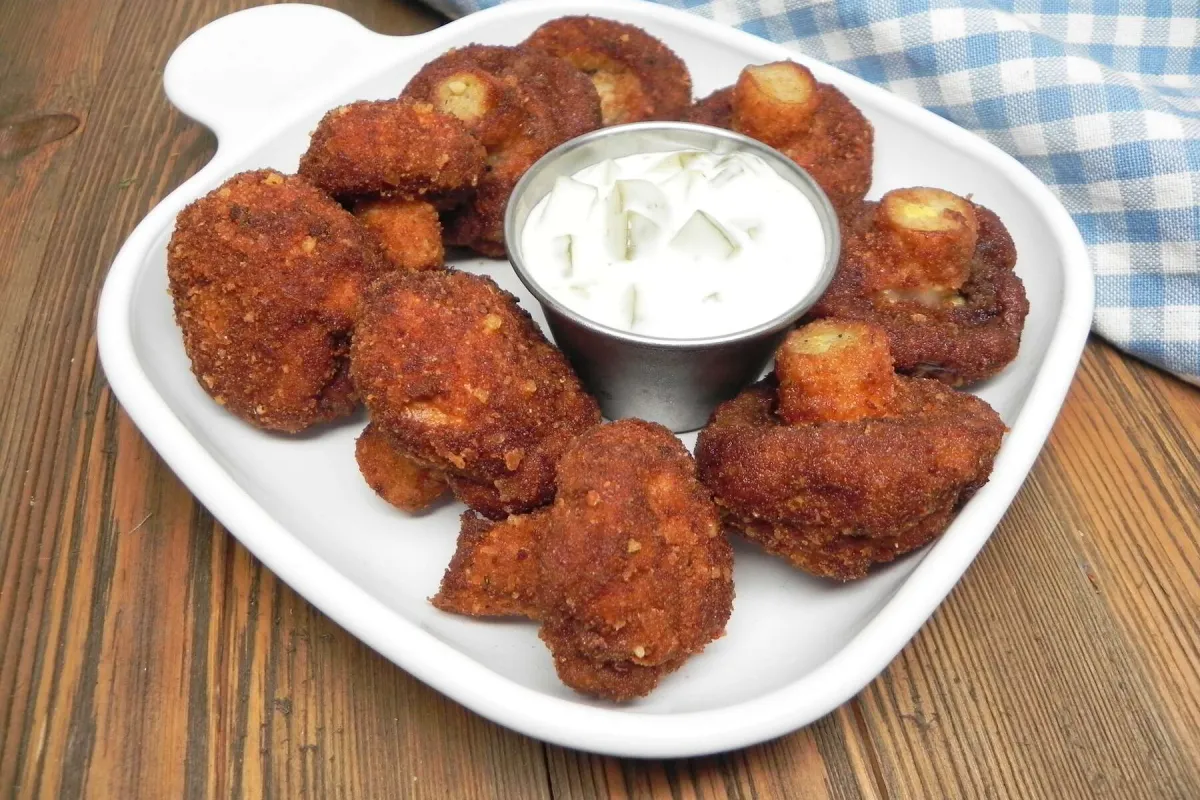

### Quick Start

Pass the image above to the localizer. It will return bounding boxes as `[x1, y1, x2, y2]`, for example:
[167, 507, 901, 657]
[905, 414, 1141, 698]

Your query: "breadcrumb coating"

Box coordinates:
[355, 423, 449, 512]
[523, 16, 692, 125]
[298, 99, 485, 202]
[350, 269, 601, 518]
[352, 197, 444, 272]
[810, 192, 1028, 386]
[167, 169, 388, 432]
[697, 322, 1005, 580]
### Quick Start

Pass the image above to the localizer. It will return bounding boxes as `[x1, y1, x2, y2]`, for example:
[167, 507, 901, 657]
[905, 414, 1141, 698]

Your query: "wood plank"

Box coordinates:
[546, 707, 883, 800]
[852, 341, 1200, 799]
[0, 0, 128, 791]
[1043, 342, 1200, 764]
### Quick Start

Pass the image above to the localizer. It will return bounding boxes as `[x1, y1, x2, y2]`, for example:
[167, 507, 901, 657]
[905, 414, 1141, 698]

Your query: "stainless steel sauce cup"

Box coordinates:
[504, 122, 840, 433]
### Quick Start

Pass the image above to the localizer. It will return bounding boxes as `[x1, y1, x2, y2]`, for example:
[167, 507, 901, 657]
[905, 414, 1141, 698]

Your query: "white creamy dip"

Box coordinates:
[520, 149, 826, 339]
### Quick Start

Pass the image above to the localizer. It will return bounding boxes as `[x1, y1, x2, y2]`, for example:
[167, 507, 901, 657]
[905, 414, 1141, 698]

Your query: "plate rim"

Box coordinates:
[96, 0, 1095, 758]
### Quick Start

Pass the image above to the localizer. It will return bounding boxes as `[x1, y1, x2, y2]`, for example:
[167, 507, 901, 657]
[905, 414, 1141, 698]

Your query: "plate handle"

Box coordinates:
[164, 4, 414, 146]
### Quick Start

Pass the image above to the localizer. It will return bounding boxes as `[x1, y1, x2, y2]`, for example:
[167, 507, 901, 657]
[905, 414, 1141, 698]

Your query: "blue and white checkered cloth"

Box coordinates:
[425, 0, 1200, 385]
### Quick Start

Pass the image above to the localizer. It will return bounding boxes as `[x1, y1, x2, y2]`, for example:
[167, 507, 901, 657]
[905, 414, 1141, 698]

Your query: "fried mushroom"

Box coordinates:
[433, 420, 735, 701]
[523, 16, 692, 125]
[810, 188, 1028, 385]
[167, 169, 389, 432]
[350, 269, 601, 518]
[403, 45, 602, 257]
[297, 99, 486, 203]
[696, 320, 1006, 581]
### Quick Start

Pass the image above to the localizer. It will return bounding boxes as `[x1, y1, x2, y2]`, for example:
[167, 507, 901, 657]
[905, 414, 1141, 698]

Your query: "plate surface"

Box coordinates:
[96, 0, 1093, 757]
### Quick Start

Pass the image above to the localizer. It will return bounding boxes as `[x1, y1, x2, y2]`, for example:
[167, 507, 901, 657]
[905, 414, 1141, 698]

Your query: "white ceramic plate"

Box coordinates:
[96, 0, 1093, 757]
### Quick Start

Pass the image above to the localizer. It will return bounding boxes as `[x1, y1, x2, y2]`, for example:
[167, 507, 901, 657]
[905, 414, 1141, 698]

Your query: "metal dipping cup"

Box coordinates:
[504, 122, 840, 433]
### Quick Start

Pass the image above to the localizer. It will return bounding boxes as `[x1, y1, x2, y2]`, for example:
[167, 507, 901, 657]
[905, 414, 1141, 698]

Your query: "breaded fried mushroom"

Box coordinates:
[539, 420, 733, 701]
[433, 420, 734, 701]
[167, 169, 389, 432]
[432, 509, 547, 618]
[355, 423, 448, 512]
[297, 99, 485, 202]
[810, 188, 1028, 385]
[351, 269, 601, 518]
[686, 62, 874, 216]
[697, 321, 1005, 581]
[352, 197, 444, 271]
[523, 16, 692, 125]
[403, 45, 602, 256]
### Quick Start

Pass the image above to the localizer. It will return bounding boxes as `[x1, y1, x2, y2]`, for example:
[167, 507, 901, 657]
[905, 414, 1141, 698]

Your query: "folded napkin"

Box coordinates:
[423, 0, 1200, 385]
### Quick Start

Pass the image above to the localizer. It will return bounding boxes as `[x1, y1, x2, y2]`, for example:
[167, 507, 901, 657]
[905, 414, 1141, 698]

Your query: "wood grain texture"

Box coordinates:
[1, 1, 1198, 798]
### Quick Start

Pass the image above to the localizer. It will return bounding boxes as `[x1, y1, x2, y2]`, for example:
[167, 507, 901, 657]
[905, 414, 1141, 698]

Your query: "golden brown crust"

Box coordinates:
[776, 321, 896, 424]
[350, 269, 601, 518]
[774, 84, 874, 217]
[696, 377, 1005, 581]
[538, 420, 734, 701]
[404, 45, 602, 256]
[353, 198, 444, 272]
[872, 188, 980, 292]
[680, 86, 734, 129]
[680, 65, 874, 216]
[297, 99, 486, 202]
[432, 509, 546, 618]
[732, 62, 820, 146]
[810, 199, 1029, 385]
[523, 16, 692, 125]
[404, 46, 530, 149]
[167, 170, 388, 432]
[355, 423, 449, 511]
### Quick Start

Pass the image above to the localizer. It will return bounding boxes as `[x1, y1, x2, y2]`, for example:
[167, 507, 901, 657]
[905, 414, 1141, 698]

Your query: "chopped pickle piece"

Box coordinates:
[551, 234, 575, 276]
[622, 284, 640, 328]
[647, 150, 706, 177]
[568, 282, 595, 299]
[605, 188, 627, 260]
[626, 211, 660, 260]
[703, 292, 722, 303]
[541, 176, 598, 233]
[670, 210, 739, 259]
[710, 162, 746, 188]
[606, 181, 667, 260]
[614, 179, 668, 221]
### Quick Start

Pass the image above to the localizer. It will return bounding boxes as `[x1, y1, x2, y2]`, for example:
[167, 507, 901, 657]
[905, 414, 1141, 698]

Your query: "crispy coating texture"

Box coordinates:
[351, 270, 601, 518]
[167, 170, 389, 432]
[353, 198, 444, 271]
[523, 16, 692, 125]
[810, 195, 1029, 386]
[697, 328, 1005, 581]
[355, 423, 449, 511]
[538, 420, 734, 701]
[689, 63, 873, 216]
[872, 188, 980, 291]
[733, 63, 822, 146]
[776, 321, 896, 424]
[404, 45, 602, 257]
[680, 86, 734, 129]
[432, 509, 547, 618]
[768, 85, 873, 215]
[298, 99, 485, 202]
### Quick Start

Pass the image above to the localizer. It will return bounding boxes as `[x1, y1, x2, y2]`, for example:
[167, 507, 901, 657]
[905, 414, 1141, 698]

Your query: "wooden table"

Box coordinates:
[2, 0, 1198, 796]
